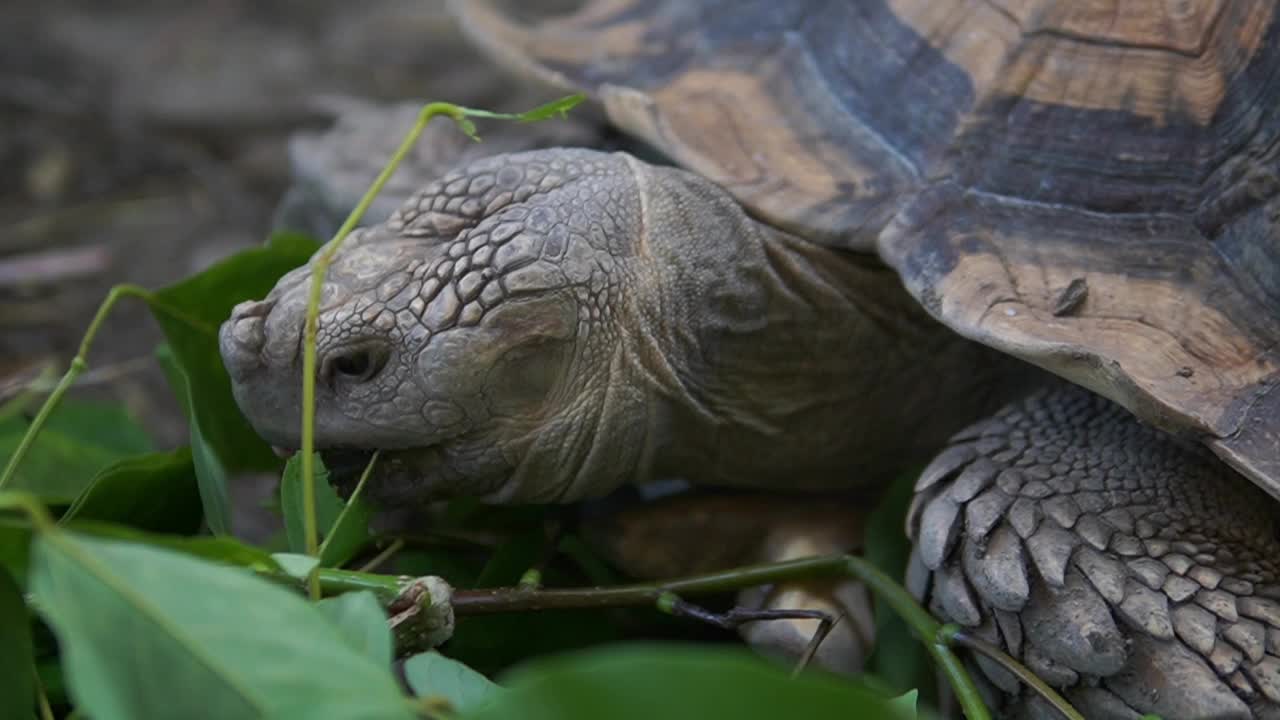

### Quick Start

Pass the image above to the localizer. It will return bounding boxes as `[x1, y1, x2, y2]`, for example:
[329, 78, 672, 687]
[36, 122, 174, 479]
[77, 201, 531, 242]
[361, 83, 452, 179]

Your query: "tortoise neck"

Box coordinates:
[630, 216, 1024, 491]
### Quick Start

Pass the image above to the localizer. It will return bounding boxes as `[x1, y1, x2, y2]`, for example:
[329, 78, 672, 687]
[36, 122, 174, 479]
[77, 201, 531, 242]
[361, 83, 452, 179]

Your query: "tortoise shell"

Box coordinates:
[454, 0, 1280, 494]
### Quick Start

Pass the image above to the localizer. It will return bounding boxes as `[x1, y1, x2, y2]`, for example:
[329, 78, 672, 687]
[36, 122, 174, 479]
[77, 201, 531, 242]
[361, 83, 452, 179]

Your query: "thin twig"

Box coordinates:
[0, 355, 152, 404]
[661, 594, 834, 632]
[0, 282, 213, 491]
[35, 672, 55, 720]
[942, 626, 1085, 720]
[659, 593, 840, 677]
[357, 539, 405, 574]
[299, 103, 473, 598]
[793, 612, 841, 678]
[317, 450, 380, 566]
[260, 553, 1001, 720]
[0, 285, 148, 490]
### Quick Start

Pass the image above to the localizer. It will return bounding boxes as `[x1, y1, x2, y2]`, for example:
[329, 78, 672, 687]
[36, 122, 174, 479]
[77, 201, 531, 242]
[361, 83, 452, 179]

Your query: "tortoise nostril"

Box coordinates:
[333, 351, 371, 378]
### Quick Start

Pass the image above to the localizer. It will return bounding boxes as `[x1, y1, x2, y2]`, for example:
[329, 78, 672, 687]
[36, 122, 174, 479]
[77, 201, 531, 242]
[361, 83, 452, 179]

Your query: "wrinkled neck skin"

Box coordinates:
[615, 158, 1022, 495]
[223, 149, 1025, 508]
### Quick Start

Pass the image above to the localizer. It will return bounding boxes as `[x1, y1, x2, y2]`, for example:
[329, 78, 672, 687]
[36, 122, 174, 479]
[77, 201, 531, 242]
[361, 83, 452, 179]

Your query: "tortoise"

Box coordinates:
[218, 1, 1280, 717]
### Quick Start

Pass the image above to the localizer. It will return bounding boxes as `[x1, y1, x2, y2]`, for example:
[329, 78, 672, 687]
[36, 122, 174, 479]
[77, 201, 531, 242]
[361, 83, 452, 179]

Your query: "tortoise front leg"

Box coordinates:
[908, 383, 1280, 720]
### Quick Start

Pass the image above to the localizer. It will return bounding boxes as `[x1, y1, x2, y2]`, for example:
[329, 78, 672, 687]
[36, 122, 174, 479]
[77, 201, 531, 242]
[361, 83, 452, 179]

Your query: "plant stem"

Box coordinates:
[943, 626, 1084, 720]
[0, 491, 55, 532]
[263, 552, 1010, 719]
[841, 557, 991, 720]
[295, 96, 581, 595]
[0, 283, 208, 492]
[298, 102, 480, 599]
[0, 360, 82, 491]
[36, 673, 55, 720]
[0, 283, 152, 490]
[317, 451, 380, 569]
[357, 538, 405, 574]
[451, 555, 845, 612]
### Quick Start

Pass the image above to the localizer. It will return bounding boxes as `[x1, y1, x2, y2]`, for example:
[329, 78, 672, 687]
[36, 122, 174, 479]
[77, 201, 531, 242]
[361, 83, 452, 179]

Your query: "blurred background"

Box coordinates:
[0, 0, 557, 447]
[0, 0, 592, 540]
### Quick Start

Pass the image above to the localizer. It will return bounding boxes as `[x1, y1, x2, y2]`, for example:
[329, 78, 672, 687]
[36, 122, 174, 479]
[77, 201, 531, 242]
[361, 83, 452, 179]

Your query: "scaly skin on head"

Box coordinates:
[222, 148, 1017, 506]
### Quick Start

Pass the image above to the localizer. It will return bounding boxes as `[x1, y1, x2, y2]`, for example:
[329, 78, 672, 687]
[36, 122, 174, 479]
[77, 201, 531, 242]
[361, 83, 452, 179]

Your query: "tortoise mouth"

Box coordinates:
[320, 448, 380, 499]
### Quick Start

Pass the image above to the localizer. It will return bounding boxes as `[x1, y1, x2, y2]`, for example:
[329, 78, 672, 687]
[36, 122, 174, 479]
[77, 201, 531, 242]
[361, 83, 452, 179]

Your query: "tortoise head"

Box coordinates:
[221, 146, 998, 507]
[220, 149, 656, 504]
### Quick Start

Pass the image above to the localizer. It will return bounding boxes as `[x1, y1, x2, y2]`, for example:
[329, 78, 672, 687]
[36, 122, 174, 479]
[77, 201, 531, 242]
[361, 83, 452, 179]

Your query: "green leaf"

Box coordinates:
[0, 399, 152, 502]
[891, 689, 919, 718]
[151, 232, 319, 476]
[28, 530, 413, 720]
[865, 470, 934, 700]
[277, 453, 371, 567]
[460, 94, 586, 124]
[0, 567, 35, 720]
[0, 519, 32, 590]
[271, 552, 319, 581]
[317, 458, 374, 569]
[444, 94, 585, 142]
[279, 453, 343, 554]
[516, 93, 586, 122]
[65, 521, 282, 572]
[404, 651, 499, 713]
[156, 345, 232, 535]
[318, 497, 372, 568]
[465, 644, 906, 720]
[61, 447, 202, 534]
[316, 591, 392, 668]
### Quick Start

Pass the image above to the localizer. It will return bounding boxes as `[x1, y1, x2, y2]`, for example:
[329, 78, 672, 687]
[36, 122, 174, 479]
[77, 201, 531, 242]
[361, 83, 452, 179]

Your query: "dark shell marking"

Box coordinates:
[455, 0, 1280, 496]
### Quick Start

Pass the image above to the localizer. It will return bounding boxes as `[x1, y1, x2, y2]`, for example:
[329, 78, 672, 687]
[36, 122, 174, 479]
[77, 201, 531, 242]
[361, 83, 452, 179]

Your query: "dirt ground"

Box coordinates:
[0, 0, 567, 535]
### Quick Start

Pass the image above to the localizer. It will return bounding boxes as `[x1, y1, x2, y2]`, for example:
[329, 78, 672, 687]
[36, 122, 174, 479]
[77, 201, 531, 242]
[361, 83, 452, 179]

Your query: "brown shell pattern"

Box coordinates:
[454, 0, 1280, 495]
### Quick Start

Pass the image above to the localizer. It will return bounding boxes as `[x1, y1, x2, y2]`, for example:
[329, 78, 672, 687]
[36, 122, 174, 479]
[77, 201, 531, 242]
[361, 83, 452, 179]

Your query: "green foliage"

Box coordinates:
[151, 232, 319, 477]
[0, 93, 1007, 720]
[0, 568, 35, 720]
[0, 399, 151, 502]
[0, 519, 31, 587]
[280, 453, 372, 567]
[271, 552, 320, 580]
[865, 471, 934, 699]
[28, 530, 413, 720]
[61, 448, 202, 534]
[157, 344, 234, 535]
[404, 651, 500, 713]
[451, 94, 586, 141]
[892, 689, 920, 717]
[150, 232, 319, 534]
[69, 522, 284, 572]
[467, 644, 911, 720]
[316, 591, 393, 667]
[280, 454, 341, 553]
